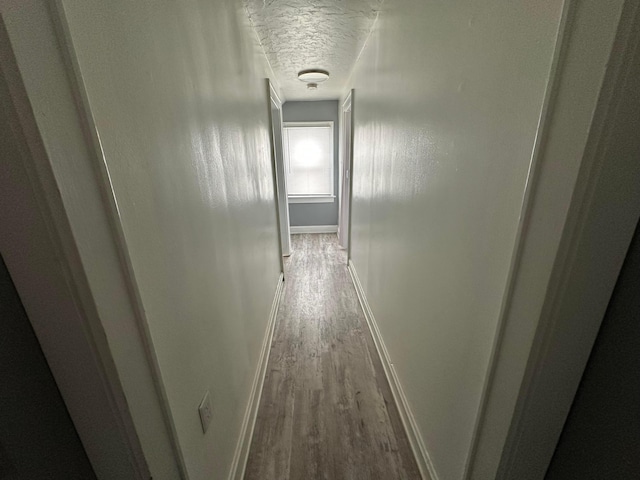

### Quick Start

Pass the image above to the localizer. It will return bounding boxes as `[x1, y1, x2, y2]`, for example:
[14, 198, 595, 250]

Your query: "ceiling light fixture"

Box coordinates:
[298, 69, 330, 86]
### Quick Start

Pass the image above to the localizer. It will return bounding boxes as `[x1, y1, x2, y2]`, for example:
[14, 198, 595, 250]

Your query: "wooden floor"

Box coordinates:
[244, 234, 421, 480]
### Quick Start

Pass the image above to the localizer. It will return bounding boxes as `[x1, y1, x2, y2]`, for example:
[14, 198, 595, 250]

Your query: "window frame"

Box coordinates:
[282, 121, 335, 203]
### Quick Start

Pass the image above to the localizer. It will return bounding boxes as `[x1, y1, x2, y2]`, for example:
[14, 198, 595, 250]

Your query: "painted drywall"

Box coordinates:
[283, 100, 339, 227]
[344, 0, 563, 478]
[546, 219, 640, 478]
[59, 2, 282, 478]
[3, 1, 281, 479]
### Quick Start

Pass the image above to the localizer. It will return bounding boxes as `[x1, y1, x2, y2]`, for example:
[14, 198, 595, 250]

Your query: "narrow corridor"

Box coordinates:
[244, 234, 421, 479]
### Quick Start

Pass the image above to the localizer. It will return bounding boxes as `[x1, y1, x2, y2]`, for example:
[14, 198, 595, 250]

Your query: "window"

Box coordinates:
[283, 122, 334, 203]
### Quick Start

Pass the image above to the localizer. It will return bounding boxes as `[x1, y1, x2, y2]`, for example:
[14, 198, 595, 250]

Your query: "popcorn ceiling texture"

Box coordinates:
[245, 0, 383, 100]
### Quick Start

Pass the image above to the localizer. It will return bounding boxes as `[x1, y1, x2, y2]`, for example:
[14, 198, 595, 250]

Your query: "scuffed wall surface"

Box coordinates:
[61, 1, 281, 479]
[346, 0, 563, 478]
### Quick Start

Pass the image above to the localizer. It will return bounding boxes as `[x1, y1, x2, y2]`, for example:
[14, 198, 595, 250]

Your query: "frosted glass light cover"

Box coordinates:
[298, 70, 330, 83]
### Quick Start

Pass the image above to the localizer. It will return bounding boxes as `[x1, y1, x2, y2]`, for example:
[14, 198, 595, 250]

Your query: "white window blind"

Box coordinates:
[283, 124, 333, 197]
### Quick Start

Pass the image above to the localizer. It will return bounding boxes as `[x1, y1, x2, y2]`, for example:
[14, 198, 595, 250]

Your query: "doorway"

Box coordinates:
[338, 90, 354, 254]
[268, 80, 291, 259]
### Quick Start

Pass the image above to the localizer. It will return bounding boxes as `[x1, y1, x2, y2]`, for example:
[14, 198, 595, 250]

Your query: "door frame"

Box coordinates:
[0, 9, 161, 479]
[266, 79, 291, 264]
[493, 1, 640, 476]
[0, 3, 188, 478]
[466, 0, 640, 477]
[338, 89, 354, 258]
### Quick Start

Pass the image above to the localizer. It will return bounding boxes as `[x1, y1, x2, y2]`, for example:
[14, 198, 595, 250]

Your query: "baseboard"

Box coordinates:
[228, 273, 285, 480]
[289, 225, 338, 234]
[347, 261, 439, 480]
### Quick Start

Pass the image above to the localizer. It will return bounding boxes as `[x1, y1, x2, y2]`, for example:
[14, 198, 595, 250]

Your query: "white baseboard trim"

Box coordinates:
[290, 225, 338, 234]
[348, 261, 439, 480]
[228, 273, 285, 480]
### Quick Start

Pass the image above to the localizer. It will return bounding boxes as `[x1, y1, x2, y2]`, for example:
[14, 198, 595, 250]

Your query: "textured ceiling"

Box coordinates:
[245, 0, 382, 101]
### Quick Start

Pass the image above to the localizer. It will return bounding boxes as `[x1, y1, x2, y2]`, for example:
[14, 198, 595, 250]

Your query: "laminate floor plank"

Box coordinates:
[244, 234, 421, 480]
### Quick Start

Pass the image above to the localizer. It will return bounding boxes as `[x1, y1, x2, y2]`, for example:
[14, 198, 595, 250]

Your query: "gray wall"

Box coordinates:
[0, 256, 96, 480]
[546, 219, 640, 479]
[282, 100, 339, 227]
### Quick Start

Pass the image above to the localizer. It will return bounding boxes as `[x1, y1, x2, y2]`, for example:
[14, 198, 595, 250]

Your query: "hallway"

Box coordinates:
[245, 234, 421, 479]
[4, 1, 637, 479]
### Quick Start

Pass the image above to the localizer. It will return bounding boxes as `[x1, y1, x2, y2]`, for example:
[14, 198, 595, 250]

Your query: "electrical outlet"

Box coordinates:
[198, 391, 212, 434]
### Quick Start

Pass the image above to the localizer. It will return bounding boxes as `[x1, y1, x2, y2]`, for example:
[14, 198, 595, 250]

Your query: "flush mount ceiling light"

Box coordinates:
[298, 69, 330, 86]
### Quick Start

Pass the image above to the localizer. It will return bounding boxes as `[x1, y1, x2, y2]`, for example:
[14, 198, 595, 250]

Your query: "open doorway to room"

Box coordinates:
[338, 90, 354, 254]
[280, 101, 340, 237]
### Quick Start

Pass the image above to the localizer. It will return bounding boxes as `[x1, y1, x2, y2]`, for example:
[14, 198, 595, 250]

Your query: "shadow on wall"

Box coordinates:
[0, 256, 97, 480]
[546, 219, 640, 479]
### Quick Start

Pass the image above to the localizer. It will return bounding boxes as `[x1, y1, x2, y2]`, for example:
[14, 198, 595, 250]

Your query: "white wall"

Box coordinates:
[2, 1, 282, 479]
[345, 0, 563, 478]
[58, 2, 282, 478]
